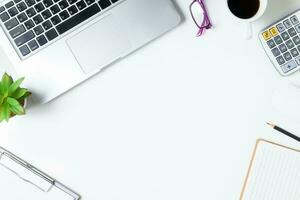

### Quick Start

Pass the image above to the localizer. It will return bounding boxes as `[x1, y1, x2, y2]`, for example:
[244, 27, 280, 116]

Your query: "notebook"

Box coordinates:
[240, 139, 300, 200]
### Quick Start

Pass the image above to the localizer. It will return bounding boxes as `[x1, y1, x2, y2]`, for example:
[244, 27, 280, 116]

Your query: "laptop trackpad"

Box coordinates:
[67, 15, 132, 74]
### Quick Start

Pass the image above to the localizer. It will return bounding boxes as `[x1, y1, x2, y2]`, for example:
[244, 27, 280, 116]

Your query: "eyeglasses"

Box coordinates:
[189, 0, 212, 37]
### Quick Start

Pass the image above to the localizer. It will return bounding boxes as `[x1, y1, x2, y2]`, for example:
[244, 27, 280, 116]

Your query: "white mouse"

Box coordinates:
[272, 83, 300, 120]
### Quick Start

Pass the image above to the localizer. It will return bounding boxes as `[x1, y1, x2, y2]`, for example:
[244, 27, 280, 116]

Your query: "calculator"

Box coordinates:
[259, 10, 300, 76]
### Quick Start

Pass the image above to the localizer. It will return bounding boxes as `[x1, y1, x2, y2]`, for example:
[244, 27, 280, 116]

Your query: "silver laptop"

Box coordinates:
[0, 0, 181, 103]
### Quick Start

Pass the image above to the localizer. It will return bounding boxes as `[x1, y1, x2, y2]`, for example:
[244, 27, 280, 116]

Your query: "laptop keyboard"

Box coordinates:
[0, 0, 120, 58]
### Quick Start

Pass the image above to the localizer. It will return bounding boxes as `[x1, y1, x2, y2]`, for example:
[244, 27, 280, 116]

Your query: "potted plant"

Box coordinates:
[0, 73, 31, 122]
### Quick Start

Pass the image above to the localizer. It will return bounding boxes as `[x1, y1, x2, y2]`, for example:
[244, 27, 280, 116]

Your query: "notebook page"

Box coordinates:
[241, 140, 300, 200]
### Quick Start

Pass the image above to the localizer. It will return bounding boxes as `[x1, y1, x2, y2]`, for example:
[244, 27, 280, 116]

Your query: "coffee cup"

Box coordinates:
[227, 0, 268, 39]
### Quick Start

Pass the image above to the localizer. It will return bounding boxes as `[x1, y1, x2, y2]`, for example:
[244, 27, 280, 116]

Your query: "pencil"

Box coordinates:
[267, 122, 300, 142]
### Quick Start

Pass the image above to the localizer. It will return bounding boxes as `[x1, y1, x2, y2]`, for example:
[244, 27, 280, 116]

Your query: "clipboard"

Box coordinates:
[0, 146, 80, 200]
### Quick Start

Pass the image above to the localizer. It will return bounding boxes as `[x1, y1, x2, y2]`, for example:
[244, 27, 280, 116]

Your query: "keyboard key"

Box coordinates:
[36, 34, 47, 45]
[283, 52, 292, 61]
[298, 45, 300, 52]
[286, 39, 295, 49]
[33, 14, 43, 24]
[291, 15, 299, 25]
[293, 36, 300, 46]
[28, 39, 39, 51]
[274, 35, 283, 45]
[0, 12, 10, 22]
[14, 30, 34, 46]
[17, 12, 27, 22]
[43, 0, 53, 7]
[111, 0, 119, 3]
[33, 24, 44, 35]
[85, 0, 94, 5]
[34, 2, 45, 12]
[19, 44, 30, 56]
[50, 14, 60, 25]
[281, 60, 297, 73]
[24, 19, 34, 29]
[58, 0, 68, 9]
[281, 32, 290, 41]
[8, 7, 18, 16]
[267, 39, 276, 48]
[271, 47, 280, 57]
[296, 24, 300, 33]
[68, 5, 77, 15]
[76, 0, 85, 10]
[59, 10, 69, 20]
[56, 3, 100, 34]
[98, 0, 111, 9]
[42, 19, 52, 30]
[41, 9, 51, 19]
[16, 2, 26, 11]
[276, 56, 285, 65]
[5, 1, 14, 8]
[4, 17, 18, 30]
[14, 0, 21, 4]
[279, 43, 288, 53]
[0, 6, 5, 13]
[45, 28, 58, 40]
[9, 24, 25, 38]
[283, 19, 292, 29]
[288, 27, 297, 37]
[25, 0, 35, 6]
[291, 48, 299, 57]
[26, 7, 36, 17]
[50, 4, 60, 14]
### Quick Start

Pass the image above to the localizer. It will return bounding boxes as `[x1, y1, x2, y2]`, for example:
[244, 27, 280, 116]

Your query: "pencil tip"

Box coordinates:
[267, 122, 275, 128]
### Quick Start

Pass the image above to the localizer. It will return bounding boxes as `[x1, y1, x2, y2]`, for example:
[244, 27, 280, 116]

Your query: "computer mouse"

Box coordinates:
[272, 83, 300, 120]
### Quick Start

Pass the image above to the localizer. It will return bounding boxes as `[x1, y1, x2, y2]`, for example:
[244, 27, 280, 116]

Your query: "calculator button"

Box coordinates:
[293, 36, 300, 45]
[296, 24, 300, 33]
[283, 52, 292, 61]
[295, 56, 300, 65]
[274, 35, 283, 45]
[271, 47, 281, 57]
[283, 19, 293, 29]
[286, 39, 295, 49]
[267, 39, 276, 48]
[279, 43, 288, 53]
[291, 15, 299, 25]
[281, 60, 297, 73]
[262, 30, 271, 40]
[276, 23, 285, 33]
[281, 32, 290, 41]
[291, 48, 299, 57]
[276, 56, 285, 65]
[270, 27, 279, 36]
[288, 27, 297, 37]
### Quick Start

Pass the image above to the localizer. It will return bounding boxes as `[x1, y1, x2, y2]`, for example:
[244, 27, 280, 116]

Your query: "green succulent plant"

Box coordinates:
[0, 73, 31, 122]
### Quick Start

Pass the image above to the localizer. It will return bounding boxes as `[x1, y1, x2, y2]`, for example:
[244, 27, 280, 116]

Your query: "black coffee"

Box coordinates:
[227, 0, 260, 19]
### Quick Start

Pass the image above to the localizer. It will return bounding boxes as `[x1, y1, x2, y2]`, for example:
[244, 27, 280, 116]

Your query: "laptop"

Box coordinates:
[0, 0, 181, 103]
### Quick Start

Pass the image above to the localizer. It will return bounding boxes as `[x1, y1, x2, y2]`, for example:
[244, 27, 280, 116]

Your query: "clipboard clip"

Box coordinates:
[0, 147, 80, 199]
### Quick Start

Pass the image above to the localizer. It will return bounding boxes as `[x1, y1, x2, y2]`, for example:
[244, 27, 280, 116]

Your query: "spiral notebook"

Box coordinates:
[240, 139, 300, 200]
[0, 146, 80, 200]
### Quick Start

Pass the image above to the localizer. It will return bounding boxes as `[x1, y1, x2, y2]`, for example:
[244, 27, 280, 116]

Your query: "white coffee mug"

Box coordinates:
[227, 0, 268, 39]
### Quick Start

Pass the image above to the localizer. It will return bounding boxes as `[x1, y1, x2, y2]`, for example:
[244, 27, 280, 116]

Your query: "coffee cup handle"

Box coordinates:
[244, 22, 253, 40]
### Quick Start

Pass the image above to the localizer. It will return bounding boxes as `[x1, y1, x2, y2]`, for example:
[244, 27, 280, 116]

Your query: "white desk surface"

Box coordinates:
[1, 0, 300, 199]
